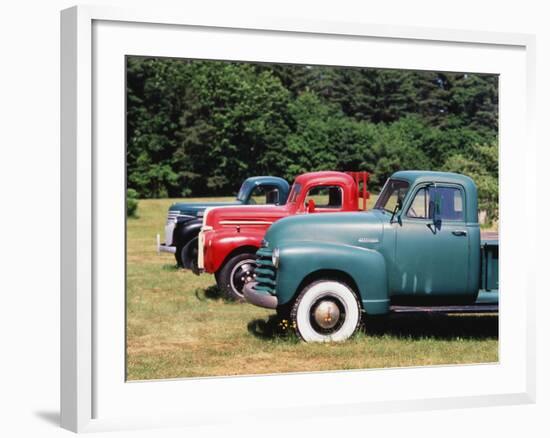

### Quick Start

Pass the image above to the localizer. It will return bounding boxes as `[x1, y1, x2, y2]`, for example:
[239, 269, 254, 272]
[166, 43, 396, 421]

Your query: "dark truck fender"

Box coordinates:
[173, 218, 203, 268]
[276, 241, 389, 315]
[182, 237, 199, 270]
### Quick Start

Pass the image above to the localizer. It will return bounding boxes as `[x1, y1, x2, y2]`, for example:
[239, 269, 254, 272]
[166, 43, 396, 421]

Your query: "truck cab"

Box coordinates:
[197, 171, 370, 301]
[156, 176, 289, 268]
[244, 171, 499, 342]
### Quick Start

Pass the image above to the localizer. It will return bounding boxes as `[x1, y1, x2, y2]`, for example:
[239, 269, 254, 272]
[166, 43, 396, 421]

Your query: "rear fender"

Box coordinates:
[276, 242, 389, 315]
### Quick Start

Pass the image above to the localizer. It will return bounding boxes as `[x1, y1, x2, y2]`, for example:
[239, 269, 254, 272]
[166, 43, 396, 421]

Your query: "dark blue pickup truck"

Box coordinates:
[157, 176, 289, 268]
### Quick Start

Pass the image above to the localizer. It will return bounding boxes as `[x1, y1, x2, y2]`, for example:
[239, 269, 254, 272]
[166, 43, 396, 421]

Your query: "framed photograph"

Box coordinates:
[61, 5, 536, 432]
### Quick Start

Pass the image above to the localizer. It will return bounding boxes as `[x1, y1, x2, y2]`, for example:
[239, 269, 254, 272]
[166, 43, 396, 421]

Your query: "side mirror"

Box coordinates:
[390, 197, 403, 224]
[306, 199, 316, 213]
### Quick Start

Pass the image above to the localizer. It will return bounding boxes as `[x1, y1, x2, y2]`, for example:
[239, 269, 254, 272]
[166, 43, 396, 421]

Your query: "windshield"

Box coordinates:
[374, 179, 410, 213]
[287, 183, 302, 203]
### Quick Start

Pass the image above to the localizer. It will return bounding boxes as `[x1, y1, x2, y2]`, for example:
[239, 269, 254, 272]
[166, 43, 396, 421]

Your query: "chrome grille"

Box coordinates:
[254, 247, 277, 295]
[164, 210, 181, 246]
[166, 210, 181, 225]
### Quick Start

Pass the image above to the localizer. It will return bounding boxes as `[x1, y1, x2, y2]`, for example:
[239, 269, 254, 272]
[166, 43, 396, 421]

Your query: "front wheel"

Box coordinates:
[216, 252, 257, 302]
[290, 280, 362, 342]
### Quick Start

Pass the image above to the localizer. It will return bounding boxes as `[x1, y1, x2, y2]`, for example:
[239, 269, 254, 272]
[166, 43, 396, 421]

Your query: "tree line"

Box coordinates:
[127, 57, 498, 220]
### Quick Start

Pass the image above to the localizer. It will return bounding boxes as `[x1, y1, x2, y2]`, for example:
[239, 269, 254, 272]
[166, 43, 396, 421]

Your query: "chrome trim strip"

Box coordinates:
[219, 220, 273, 225]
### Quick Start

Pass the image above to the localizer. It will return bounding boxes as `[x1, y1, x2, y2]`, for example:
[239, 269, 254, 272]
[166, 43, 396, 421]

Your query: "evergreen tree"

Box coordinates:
[126, 57, 499, 210]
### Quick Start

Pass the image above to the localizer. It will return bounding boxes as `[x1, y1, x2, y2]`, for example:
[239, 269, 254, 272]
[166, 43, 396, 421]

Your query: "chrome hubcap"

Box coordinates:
[230, 259, 256, 296]
[309, 295, 346, 335]
[313, 300, 341, 330]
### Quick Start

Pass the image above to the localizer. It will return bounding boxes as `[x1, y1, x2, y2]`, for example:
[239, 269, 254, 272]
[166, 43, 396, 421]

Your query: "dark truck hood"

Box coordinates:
[263, 209, 387, 249]
[169, 201, 240, 218]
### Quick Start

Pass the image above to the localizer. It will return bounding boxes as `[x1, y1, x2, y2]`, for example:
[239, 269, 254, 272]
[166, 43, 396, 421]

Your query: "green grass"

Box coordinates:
[126, 197, 498, 380]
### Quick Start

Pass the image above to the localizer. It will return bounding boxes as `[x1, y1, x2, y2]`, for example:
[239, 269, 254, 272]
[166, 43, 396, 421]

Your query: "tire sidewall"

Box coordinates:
[292, 280, 361, 342]
[218, 252, 257, 302]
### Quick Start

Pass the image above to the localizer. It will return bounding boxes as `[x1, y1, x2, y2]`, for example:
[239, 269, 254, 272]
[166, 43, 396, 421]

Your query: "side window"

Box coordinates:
[305, 186, 343, 209]
[249, 185, 280, 205]
[407, 187, 430, 218]
[407, 186, 464, 221]
[437, 187, 464, 221]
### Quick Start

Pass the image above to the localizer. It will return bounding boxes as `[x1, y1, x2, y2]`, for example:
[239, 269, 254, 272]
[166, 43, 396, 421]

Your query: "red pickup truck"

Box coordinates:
[197, 171, 370, 301]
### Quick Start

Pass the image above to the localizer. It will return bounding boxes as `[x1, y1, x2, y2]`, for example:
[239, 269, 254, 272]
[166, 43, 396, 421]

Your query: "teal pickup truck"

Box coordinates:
[244, 171, 498, 342]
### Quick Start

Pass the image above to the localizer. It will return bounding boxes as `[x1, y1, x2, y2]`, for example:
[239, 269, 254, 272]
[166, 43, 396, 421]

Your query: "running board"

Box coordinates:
[390, 304, 498, 314]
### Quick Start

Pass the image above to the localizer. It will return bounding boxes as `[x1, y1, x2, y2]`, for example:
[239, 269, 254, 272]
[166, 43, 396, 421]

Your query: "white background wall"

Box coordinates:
[0, 1, 547, 437]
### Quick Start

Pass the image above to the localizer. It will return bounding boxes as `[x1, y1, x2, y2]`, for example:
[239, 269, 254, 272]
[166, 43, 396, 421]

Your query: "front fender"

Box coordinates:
[276, 242, 389, 315]
[204, 230, 264, 273]
[173, 218, 202, 248]
[181, 236, 198, 270]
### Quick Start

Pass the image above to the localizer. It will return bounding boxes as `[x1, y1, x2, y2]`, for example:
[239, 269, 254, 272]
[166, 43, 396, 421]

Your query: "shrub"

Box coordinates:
[127, 189, 139, 218]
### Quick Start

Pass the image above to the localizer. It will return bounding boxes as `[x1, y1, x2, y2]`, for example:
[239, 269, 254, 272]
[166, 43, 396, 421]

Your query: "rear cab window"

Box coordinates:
[248, 185, 281, 205]
[304, 185, 343, 209]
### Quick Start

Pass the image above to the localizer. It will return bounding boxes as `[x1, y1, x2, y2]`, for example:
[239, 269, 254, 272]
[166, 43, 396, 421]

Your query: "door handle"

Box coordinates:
[452, 230, 467, 236]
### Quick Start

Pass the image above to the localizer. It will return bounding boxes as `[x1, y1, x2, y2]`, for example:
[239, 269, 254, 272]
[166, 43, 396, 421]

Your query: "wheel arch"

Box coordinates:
[295, 270, 363, 309]
[206, 228, 264, 273]
[219, 244, 259, 271]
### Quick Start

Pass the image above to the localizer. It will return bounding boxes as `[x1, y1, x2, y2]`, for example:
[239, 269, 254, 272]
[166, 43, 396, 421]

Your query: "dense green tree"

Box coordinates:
[442, 143, 498, 222]
[174, 62, 292, 195]
[126, 56, 499, 223]
[284, 92, 375, 179]
[127, 58, 195, 197]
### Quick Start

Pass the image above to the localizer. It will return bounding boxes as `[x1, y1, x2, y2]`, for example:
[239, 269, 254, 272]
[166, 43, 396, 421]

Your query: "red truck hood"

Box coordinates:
[204, 204, 293, 230]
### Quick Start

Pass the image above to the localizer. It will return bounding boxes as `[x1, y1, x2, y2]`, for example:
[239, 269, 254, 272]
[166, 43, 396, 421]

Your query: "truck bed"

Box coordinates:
[480, 230, 499, 243]
[480, 231, 498, 290]
[477, 231, 498, 305]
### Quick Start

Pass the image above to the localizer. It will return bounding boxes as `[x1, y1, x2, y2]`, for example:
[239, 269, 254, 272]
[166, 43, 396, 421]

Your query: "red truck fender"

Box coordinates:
[203, 228, 265, 273]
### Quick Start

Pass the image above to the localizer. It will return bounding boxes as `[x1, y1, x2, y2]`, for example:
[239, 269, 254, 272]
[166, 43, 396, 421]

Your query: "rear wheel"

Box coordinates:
[216, 252, 257, 302]
[290, 280, 361, 342]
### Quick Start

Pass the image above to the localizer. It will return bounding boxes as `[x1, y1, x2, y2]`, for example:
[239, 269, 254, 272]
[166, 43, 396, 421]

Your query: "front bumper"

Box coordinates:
[197, 226, 212, 271]
[243, 281, 278, 309]
[156, 234, 176, 254]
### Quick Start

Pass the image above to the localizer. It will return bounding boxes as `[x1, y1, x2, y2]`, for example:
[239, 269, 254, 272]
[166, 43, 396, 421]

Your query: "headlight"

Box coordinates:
[261, 239, 269, 248]
[272, 248, 280, 268]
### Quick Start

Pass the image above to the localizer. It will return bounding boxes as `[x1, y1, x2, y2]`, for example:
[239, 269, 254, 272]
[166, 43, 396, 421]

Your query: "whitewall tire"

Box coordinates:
[290, 280, 362, 342]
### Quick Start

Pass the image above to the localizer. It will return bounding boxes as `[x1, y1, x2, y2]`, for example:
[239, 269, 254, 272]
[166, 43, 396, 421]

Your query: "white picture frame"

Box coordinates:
[60, 4, 536, 433]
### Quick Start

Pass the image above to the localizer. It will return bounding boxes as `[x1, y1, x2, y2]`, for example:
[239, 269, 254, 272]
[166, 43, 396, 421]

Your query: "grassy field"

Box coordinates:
[126, 197, 498, 380]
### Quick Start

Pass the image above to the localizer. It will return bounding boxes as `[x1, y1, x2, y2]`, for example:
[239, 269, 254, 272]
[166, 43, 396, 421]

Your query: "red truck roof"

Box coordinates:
[294, 170, 356, 186]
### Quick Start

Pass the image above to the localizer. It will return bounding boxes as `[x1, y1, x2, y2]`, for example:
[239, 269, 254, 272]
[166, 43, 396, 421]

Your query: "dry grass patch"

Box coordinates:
[126, 197, 498, 380]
